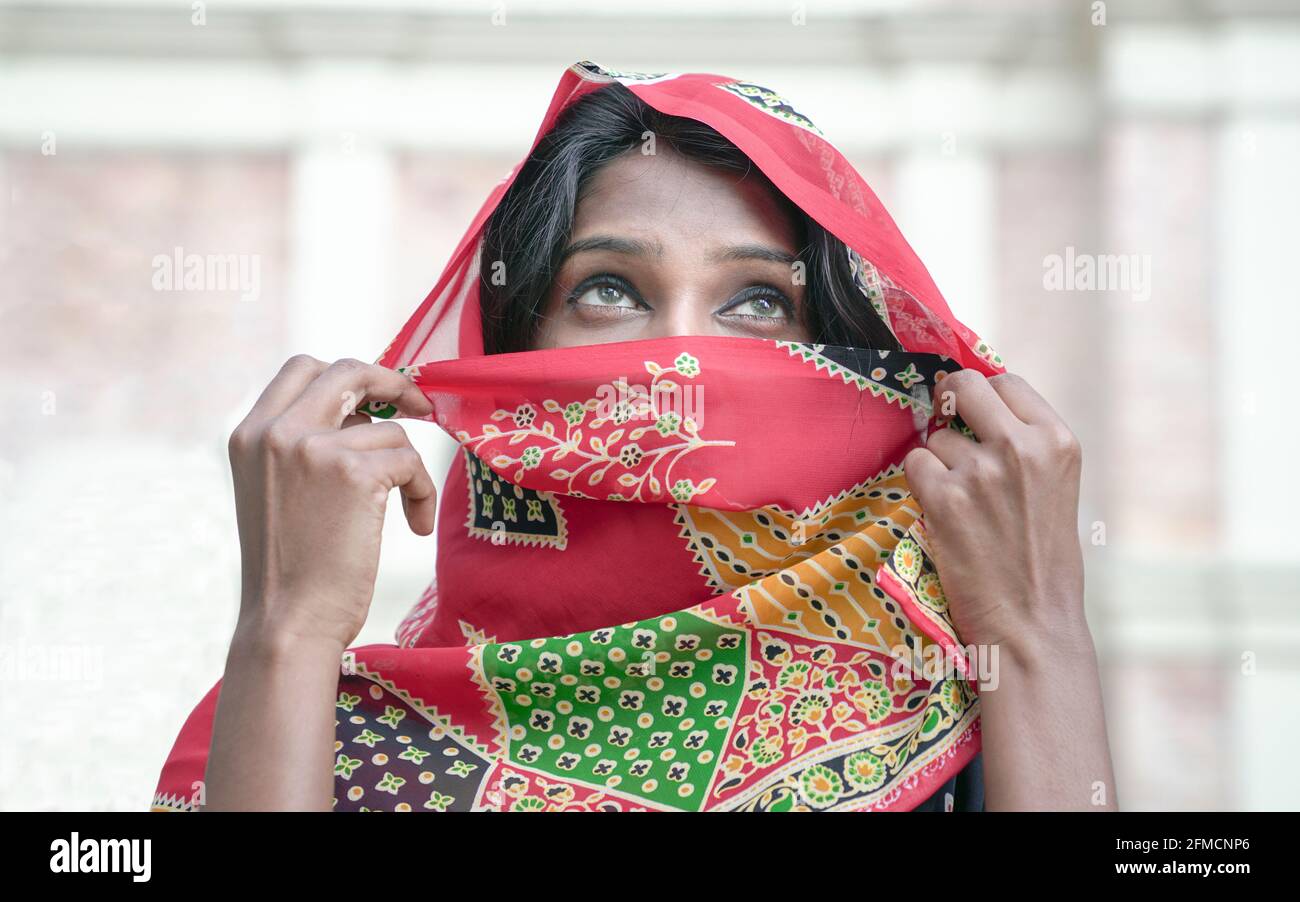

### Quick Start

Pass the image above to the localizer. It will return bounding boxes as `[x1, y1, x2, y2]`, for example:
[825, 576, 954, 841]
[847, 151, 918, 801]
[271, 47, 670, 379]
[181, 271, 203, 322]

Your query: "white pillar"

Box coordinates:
[888, 65, 999, 339]
[1214, 114, 1300, 560]
[1212, 25, 1300, 810]
[283, 62, 402, 362]
[288, 141, 396, 362]
[893, 148, 997, 338]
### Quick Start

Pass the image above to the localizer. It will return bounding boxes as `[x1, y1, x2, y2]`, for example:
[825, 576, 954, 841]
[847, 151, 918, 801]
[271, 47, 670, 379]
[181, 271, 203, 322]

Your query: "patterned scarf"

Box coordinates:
[153, 61, 1004, 812]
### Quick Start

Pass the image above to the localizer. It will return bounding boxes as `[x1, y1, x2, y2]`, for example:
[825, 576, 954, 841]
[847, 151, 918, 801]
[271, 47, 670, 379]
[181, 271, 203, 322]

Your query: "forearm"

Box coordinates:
[202, 613, 344, 811]
[979, 620, 1118, 811]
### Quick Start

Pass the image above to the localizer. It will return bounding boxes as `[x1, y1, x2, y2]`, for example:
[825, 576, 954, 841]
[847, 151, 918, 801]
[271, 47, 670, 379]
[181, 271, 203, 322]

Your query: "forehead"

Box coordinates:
[571, 147, 800, 249]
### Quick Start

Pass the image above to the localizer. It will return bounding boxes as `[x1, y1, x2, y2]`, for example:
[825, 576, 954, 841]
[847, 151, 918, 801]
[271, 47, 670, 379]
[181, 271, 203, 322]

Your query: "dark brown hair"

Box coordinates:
[478, 82, 900, 355]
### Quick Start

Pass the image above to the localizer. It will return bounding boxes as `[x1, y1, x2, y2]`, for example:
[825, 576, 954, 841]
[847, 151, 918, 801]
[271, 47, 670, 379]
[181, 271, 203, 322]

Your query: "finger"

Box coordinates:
[932, 370, 1019, 444]
[244, 355, 327, 424]
[341, 412, 371, 429]
[371, 447, 437, 537]
[902, 446, 948, 508]
[289, 359, 433, 430]
[987, 372, 1061, 428]
[925, 425, 980, 469]
[332, 420, 416, 452]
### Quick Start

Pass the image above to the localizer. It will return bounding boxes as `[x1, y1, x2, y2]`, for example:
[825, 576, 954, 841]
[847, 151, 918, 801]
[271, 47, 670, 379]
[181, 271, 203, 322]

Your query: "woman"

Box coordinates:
[153, 62, 1116, 812]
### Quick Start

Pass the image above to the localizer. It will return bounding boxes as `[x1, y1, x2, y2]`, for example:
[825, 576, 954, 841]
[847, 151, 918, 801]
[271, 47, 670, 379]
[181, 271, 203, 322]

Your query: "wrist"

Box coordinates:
[230, 608, 348, 670]
[998, 614, 1097, 680]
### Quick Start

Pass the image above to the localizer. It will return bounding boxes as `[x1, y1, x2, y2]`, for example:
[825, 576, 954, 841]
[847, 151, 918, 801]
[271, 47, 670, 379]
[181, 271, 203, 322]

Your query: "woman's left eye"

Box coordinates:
[722, 293, 790, 320]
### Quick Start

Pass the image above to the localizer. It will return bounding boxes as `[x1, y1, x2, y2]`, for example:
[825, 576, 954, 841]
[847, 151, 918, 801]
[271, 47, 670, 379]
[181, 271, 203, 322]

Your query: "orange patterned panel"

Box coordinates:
[673, 465, 932, 656]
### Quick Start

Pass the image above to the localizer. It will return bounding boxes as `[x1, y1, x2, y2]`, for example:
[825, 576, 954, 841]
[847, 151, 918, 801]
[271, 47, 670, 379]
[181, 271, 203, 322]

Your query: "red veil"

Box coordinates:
[154, 61, 1004, 812]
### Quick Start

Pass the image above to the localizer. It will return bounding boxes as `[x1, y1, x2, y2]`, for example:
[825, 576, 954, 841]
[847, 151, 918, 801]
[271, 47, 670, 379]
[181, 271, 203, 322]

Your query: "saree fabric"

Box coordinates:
[153, 61, 1005, 813]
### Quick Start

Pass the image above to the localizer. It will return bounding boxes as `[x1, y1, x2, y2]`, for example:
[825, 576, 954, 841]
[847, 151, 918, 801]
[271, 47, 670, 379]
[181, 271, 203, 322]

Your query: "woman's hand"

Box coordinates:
[903, 370, 1088, 665]
[903, 370, 1118, 810]
[227, 354, 437, 651]
[204, 355, 436, 812]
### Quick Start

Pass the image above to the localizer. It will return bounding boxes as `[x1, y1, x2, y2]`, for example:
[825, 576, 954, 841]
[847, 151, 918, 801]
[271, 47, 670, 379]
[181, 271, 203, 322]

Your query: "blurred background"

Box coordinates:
[2, 0, 1298, 811]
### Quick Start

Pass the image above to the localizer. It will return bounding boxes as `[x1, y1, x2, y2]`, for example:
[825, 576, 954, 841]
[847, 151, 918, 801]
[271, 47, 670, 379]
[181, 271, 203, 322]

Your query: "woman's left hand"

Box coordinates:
[902, 370, 1089, 666]
[904, 369, 1118, 810]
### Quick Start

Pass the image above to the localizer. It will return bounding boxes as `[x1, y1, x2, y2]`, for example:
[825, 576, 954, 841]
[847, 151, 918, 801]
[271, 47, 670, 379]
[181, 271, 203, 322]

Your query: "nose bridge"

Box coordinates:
[641, 223, 717, 337]
[660, 291, 705, 337]
[652, 267, 714, 338]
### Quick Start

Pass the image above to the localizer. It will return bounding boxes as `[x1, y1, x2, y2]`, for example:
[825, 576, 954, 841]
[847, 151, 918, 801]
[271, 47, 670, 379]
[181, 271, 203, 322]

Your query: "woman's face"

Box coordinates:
[533, 147, 812, 349]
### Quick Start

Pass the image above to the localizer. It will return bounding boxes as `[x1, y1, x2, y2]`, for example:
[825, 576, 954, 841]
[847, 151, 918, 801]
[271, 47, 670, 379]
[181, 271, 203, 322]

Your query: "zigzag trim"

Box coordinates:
[149, 791, 195, 812]
[465, 644, 510, 758]
[671, 461, 914, 594]
[351, 660, 495, 760]
[684, 595, 751, 630]
[689, 460, 912, 524]
[464, 451, 569, 550]
[775, 341, 932, 413]
[458, 619, 498, 646]
[672, 504, 727, 593]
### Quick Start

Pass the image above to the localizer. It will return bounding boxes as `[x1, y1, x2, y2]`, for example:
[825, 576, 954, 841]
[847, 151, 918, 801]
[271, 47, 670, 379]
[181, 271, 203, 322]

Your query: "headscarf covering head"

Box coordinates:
[377, 61, 1004, 374]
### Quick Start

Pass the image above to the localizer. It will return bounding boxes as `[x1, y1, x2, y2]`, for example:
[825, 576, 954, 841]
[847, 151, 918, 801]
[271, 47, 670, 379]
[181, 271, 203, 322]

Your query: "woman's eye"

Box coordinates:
[724, 294, 789, 319]
[574, 283, 638, 310]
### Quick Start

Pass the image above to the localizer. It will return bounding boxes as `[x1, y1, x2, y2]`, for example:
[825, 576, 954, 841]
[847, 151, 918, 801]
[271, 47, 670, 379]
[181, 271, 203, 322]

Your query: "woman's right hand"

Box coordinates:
[227, 354, 437, 653]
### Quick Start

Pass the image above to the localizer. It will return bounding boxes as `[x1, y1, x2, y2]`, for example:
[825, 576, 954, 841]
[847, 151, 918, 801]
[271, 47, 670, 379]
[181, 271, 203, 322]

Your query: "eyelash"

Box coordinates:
[565, 273, 647, 310]
[719, 284, 795, 321]
[565, 273, 795, 321]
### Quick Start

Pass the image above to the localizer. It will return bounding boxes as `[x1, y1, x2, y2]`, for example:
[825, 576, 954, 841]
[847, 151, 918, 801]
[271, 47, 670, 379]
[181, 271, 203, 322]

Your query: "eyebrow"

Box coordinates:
[558, 235, 663, 263]
[707, 243, 798, 266]
[559, 235, 797, 267]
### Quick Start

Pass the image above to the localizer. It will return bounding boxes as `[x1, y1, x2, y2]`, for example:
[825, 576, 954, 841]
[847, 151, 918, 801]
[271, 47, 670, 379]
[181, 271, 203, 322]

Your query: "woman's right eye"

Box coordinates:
[575, 284, 637, 309]
[568, 275, 645, 313]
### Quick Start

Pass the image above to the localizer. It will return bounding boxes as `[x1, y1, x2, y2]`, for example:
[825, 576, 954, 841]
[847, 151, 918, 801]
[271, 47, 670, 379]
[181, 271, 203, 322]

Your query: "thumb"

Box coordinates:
[401, 482, 437, 537]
